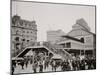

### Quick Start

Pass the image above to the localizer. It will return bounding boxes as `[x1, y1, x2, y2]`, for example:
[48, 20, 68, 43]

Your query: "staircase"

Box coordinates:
[43, 42, 73, 60]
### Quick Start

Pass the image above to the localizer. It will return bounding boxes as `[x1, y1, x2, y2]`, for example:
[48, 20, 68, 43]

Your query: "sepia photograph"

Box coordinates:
[11, 0, 96, 75]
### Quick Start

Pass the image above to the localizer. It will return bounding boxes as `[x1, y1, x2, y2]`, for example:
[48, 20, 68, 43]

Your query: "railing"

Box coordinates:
[43, 42, 73, 60]
[15, 41, 73, 60]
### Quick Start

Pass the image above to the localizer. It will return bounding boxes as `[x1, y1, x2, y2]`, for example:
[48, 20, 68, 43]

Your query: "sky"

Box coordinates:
[12, 1, 96, 41]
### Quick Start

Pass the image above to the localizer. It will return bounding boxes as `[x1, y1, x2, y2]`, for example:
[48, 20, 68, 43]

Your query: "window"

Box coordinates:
[15, 37, 19, 41]
[29, 24, 31, 27]
[66, 42, 71, 48]
[27, 31, 29, 33]
[20, 21, 23, 26]
[80, 37, 84, 43]
[16, 30, 19, 34]
[25, 23, 27, 26]
[22, 39, 25, 41]
[60, 43, 66, 48]
[27, 40, 29, 42]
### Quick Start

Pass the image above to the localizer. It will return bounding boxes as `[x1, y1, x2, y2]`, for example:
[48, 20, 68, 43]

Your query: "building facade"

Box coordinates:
[47, 18, 96, 57]
[11, 15, 37, 57]
[47, 29, 66, 44]
[58, 18, 96, 57]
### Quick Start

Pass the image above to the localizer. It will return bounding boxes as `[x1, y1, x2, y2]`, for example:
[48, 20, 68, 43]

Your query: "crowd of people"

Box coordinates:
[12, 53, 96, 75]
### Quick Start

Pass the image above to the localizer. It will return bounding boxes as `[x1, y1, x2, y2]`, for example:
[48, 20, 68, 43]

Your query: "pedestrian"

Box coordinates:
[39, 62, 43, 73]
[12, 65, 15, 75]
[32, 61, 37, 73]
[44, 61, 47, 69]
[20, 60, 24, 70]
[80, 60, 85, 70]
[92, 58, 96, 69]
[13, 61, 16, 68]
[61, 61, 67, 71]
[25, 60, 28, 68]
[85, 62, 88, 70]
[72, 60, 77, 70]
[50, 60, 54, 71]
[66, 62, 71, 71]
[52, 60, 56, 72]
